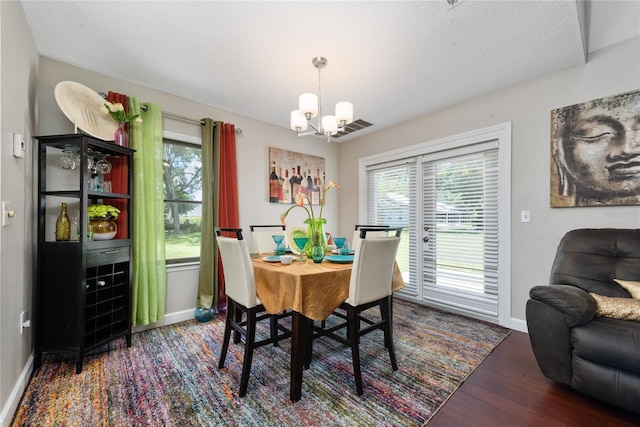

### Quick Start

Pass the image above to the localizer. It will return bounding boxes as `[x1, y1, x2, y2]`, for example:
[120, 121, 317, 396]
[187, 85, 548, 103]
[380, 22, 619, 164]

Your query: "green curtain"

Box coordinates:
[129, 98, 167, 325]
[197, 118, 220, 310]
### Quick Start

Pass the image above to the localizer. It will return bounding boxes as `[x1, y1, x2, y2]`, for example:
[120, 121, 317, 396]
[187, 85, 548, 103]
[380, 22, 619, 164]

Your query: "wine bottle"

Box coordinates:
[277, 167, 284, 203]
[306, 168, 314, 200]
[290, 167, 298, 199]
[269, 161, 279, 203]
[55, 202, 71, 241]
[311, 168, 321, 205]
[282, 169, 292, 204]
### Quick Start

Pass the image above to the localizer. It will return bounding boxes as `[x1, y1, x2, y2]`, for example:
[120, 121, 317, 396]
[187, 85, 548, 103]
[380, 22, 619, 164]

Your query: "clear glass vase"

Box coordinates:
[304, 217, 327, 257]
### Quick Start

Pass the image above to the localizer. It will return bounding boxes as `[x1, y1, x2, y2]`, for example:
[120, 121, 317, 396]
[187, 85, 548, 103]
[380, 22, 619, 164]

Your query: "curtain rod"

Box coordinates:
[100, 92, 242, 134]
[146, 106, 243, 135]
[140, 105, 205, 126]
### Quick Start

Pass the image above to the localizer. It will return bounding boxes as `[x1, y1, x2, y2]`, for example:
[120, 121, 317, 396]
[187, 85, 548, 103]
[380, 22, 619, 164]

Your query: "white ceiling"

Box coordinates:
[20, 0, 640, 142]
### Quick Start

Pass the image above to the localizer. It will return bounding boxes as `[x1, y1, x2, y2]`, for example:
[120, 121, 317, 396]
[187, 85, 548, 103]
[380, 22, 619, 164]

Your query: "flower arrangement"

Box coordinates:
[104, 102, 142, 124]
[281, 181, 339, 252]
[280, 181, 340, 226]
[87, 204, 121, 220]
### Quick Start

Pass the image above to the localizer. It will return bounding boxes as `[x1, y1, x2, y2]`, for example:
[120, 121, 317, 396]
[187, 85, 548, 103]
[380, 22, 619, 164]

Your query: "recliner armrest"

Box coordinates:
[529, 285, 596, 327]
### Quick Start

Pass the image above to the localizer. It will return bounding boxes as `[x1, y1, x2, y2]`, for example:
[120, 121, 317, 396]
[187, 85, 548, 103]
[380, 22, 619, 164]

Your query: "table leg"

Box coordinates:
[290, 311, 307, 402]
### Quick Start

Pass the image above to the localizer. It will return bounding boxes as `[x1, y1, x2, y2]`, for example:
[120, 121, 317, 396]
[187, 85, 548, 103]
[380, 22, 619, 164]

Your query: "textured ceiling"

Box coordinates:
[20, 0, 640, 142]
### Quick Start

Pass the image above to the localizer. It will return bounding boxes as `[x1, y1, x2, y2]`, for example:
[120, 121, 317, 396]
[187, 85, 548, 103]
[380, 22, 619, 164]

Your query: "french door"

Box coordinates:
[421, 145, 500, 322]
[361, 123, 511, 326]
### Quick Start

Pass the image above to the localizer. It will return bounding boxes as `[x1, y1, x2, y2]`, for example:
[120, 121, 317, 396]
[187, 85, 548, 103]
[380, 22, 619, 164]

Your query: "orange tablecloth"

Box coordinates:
[252, 256, 405, 321]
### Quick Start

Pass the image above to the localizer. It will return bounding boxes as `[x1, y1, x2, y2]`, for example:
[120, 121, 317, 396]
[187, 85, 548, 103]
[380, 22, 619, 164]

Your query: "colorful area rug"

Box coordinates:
[12, 299, 509, 426]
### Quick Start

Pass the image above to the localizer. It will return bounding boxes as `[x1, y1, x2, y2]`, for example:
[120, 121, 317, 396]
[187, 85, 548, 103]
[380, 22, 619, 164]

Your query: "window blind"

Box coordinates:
[365, 160, 418, 298]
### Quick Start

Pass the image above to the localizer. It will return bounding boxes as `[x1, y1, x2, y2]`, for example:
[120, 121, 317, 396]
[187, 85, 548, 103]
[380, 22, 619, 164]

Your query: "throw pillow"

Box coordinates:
[589, 293, 640, 322]
[614, 279, 640, 299]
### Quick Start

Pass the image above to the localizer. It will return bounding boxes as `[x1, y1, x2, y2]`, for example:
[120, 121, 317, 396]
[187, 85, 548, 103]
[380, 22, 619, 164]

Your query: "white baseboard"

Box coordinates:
[132, 307, 197, 334]
[510, 317, 528, 333]
[1, 354, 33, 427]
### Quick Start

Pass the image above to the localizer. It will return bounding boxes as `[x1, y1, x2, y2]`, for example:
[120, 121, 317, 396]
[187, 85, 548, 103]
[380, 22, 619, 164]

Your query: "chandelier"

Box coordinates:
[290, 56, 353, 142]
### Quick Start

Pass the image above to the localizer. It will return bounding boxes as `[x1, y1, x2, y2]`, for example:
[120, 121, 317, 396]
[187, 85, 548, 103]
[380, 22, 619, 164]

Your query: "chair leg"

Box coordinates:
[381, 297, 398, 371]
[218, 300, 234, 369]
[348, 306, 364, 395]
[233, 304, 242, 344]
[239, 308, 257, 397]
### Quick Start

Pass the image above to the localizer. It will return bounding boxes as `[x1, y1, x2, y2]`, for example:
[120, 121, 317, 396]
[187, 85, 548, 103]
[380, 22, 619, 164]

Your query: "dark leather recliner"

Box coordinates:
[526, 229, 640, 415]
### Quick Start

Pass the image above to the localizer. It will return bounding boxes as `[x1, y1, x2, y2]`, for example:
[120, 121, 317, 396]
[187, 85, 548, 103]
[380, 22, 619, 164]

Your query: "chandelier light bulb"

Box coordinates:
[335, 101, 353, 125]
[322, 115, 338, 133]
[290, 110, 307, 131]
[299, 93, 318, 118]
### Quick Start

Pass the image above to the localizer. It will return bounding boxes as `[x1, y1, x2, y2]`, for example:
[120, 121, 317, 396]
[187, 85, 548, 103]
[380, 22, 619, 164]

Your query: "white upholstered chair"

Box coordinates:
[249, 224, 286, 253]
[215, 227, 291, 397]
[311, 227, 402, 395]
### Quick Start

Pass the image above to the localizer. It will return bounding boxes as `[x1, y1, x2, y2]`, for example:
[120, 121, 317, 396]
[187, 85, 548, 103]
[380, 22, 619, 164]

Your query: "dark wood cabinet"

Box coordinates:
[35, 134, 134, 373]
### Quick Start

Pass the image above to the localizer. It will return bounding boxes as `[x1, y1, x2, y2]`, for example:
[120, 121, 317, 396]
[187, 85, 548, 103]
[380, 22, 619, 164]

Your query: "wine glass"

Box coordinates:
[71, 209, 80, 240]
[272, 234, 285, 255]
[340, 240, 351, 256]
[332, 237, 347, 254]
[292, 237, 309, 262]
[96, 157, 112, 174]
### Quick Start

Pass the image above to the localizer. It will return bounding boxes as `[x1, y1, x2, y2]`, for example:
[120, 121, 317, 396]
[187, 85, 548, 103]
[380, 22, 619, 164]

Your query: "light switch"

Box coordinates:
[520, 210, 531, 223]
[2, 201, 15, 226]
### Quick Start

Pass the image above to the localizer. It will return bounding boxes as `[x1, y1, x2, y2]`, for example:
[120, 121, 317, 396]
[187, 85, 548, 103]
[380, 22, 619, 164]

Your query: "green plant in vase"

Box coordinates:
[87, 204, 121, 240]
[280, 181, 339, 258]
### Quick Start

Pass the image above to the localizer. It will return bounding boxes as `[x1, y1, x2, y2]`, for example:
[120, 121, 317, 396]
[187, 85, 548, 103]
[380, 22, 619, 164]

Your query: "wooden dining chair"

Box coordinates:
[215, 227, 291, 397]
[249, 224, 286, 253]
[311, 227, 402, 395]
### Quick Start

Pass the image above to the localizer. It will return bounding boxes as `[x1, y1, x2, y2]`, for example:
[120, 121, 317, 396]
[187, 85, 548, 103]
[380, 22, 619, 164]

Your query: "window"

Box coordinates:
[365, 160, 417, 294]
[163, 136, 202, 263]
[361, 123, 511, 326]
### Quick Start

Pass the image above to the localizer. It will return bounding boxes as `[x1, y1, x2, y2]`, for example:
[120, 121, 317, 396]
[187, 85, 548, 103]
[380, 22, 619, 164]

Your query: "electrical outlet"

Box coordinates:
[20, 310, 30, 334]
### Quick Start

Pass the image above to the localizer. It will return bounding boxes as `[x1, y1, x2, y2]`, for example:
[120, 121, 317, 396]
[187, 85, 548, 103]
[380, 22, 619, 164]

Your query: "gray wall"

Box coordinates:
[338, 36, 640, 326]
[0, 2, 38, 425]
[2, 2, 639, 422]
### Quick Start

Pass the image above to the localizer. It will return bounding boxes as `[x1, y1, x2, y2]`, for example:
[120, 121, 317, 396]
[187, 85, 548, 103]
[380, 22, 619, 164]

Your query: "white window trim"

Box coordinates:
[359, 122, 512, 327]
[163, 130, 202, 146]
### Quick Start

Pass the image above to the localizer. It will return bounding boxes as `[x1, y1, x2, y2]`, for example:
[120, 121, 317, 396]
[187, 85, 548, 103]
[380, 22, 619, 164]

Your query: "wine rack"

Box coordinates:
[34, 134, 134, 373]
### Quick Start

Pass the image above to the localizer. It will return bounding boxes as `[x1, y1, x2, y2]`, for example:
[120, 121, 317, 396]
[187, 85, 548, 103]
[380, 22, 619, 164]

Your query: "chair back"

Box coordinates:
[347, 229, 401, 306]
[550, 228, 640, 297]
[215, 228, 258, 308]
[352, 225, 390, 252]
[250, 224, 286, 253]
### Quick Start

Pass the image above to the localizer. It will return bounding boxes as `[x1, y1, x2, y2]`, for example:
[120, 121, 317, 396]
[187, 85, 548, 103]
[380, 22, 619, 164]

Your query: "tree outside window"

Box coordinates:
[163, 138, 202, 263]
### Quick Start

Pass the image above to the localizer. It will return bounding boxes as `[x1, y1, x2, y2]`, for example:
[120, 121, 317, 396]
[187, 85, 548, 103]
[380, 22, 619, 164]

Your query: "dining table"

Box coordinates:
[251, 253, 405, 402]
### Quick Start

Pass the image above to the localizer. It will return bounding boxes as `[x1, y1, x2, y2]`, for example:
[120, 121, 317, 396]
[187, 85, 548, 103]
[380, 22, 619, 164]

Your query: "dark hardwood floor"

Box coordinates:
[429, 331, 639, 426]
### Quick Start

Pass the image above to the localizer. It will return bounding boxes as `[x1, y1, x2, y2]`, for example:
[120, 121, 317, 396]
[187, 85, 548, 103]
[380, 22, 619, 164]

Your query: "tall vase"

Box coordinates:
[114, 122, 128, 147]
[304, 217, 327, 257]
